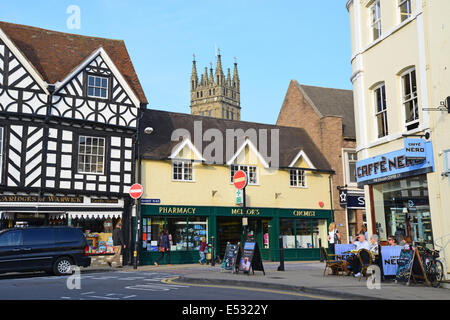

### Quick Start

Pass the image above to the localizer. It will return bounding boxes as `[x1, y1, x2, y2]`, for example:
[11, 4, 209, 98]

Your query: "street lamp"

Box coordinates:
[133, 124, 154, 269]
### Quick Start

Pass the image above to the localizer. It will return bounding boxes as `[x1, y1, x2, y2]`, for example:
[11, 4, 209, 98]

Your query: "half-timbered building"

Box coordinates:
[0, 22, 148, 260]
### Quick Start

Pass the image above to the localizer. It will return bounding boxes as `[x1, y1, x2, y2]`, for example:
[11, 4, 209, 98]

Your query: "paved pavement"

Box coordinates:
[81, 260, 450, 300]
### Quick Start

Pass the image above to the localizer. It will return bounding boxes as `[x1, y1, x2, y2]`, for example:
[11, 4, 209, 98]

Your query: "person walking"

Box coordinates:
[108, 222, 126, 268]
[199, 238, 208, 265]
[154, 228, 171, 266]
[327, 222, 340, 254]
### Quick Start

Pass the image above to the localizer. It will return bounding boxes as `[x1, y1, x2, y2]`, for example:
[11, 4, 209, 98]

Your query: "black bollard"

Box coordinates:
[319, 238, 324, 262]
[211, 236, 215, 267]
[277, 236, 285, 271]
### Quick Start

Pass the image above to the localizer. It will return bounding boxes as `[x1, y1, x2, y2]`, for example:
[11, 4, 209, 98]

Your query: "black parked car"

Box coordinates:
[0, 227, 91, 276]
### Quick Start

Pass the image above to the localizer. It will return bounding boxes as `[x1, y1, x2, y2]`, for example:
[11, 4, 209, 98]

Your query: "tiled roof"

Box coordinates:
[140, 109, 333, 172]
[0, 21, 147, 104]
[295, 81, 355, 138]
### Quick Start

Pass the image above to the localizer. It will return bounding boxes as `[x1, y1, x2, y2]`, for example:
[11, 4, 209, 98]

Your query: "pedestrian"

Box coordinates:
[327, 222, 340, 254]
[199, 237, 208, 265]
[154, 228, 171, 266]
[108, 222, 126, 268]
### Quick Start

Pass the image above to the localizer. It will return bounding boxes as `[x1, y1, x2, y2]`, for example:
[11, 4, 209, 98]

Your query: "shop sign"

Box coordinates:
[91, 199, 119, 204]
[355, 139, 434, 187]
[0, 195, 83, 203]
[231, 208, 260, 216]
[348, 194, 365, 208]
[158, 206, 197, 214]
[293, 210, 316, 217]
[404, 139, 426, 160]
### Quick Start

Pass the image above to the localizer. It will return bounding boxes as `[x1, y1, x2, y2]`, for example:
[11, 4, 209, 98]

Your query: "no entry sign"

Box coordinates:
[129, 183, 143, 199]
[233, 170, 248, 190]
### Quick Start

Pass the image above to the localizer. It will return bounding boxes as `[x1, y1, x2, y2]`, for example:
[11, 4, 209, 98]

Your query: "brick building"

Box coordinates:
[276, 80, 365, 243]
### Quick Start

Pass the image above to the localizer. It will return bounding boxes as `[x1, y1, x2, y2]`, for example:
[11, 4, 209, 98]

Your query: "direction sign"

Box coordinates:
[129, 183, 144, 199]
[233, 170, 248, 190]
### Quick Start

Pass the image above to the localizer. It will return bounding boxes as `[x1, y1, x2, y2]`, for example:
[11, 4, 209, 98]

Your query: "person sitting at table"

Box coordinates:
[369, 234, 379, 262]
[387, 236, 397, 246]
[347, 233, 370, 277]
[401, 236, 414, 250]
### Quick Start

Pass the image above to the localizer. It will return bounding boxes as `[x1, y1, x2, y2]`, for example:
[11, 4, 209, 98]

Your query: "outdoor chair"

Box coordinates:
[321, 247, 347, 276]
[357, 249, 373, 281]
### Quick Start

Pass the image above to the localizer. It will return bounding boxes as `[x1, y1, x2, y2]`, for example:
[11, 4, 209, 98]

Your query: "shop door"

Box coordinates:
[217, 217, 241, 259]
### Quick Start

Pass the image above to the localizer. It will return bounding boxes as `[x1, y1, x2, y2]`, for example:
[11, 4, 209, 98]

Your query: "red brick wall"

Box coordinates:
[277, 80, 357, 244]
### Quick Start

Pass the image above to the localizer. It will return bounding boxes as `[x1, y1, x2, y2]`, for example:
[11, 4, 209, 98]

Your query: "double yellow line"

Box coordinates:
[161, 277, 339, 300]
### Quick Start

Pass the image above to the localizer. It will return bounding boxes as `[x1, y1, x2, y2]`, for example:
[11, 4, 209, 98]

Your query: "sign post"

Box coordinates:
[233, 170, 248, 243]
[130, 183, 143, 269]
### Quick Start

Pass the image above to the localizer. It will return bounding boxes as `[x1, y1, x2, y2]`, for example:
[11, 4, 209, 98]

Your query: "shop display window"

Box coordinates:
[312, 219, 328, 248]
[188, 217, 208, 251]
[280, 219, 295, 248]
[372, 175, 434, 248]
[71, 217, 119, 255]
[142, 216, 208, 252]
[296, 220, 312, 248]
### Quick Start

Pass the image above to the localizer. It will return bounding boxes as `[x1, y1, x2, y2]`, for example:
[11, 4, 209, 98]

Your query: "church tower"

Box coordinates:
[190, 52, 241, 120]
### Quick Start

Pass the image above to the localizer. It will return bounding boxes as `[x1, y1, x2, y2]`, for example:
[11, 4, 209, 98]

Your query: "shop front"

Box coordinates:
[356, 138, 435, 248]
[139, 204, 333, 265]
[0, 194, 131, 260]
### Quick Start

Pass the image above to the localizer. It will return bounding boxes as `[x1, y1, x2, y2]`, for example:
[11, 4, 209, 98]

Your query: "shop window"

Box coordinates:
[280, 219, 295, 249]
[289, 169, 306, 187]
[78, 136, 105, 174]
[142, 217, 164, 252]
[188, 217, 208, 251]
[372, 175, 434, 248]
[444, 150, 450, 175]
[296, 220, 312, 248]
[312, 219, 328, 249]
[172, 161, 193, 181]
[402, 68, 419, 131]
[347, 210, 358, 242]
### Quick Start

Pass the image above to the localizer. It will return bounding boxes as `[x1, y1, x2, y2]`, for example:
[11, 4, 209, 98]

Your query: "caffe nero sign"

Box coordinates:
[355, 139, 434, 187]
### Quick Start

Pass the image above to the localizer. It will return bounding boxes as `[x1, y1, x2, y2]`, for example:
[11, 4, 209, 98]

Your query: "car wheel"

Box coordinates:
[53, 257, 74, 276]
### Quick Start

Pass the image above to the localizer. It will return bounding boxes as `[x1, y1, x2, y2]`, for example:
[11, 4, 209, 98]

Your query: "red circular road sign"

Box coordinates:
[233, 170, 248, 190]
[129, 183, 144, 199]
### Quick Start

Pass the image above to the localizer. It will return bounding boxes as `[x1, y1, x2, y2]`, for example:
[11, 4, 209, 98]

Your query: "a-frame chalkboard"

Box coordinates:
[237, 242, 265, 275]
[221, 242, 240, 273]
[395, 248, 430, 286]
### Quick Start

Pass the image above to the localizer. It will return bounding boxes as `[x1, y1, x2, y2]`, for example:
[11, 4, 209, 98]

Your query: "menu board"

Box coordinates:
[396, 249, 415, 283]
[221, 243, 239, 272]
[238, 242, 265, 275]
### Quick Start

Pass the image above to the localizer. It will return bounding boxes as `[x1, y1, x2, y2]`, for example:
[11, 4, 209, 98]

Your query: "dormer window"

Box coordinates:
[87, 75, 108, 99]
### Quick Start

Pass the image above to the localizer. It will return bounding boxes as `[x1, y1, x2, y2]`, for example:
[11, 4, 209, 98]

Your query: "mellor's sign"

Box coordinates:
[355, 139, 434, 187]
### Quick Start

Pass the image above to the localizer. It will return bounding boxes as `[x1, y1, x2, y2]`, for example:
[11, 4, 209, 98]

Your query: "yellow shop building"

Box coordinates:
[137, 109, 335, 264]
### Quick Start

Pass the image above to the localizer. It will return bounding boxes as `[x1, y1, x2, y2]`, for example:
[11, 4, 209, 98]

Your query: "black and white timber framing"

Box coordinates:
[0, 28, 145, 238]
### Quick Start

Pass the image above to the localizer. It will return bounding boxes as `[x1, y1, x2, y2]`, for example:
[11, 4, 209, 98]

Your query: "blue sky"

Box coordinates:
[0, 0, 352, 124]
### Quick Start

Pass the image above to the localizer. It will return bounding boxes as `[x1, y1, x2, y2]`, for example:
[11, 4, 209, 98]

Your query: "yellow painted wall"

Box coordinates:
[141, 145, 332, 210]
